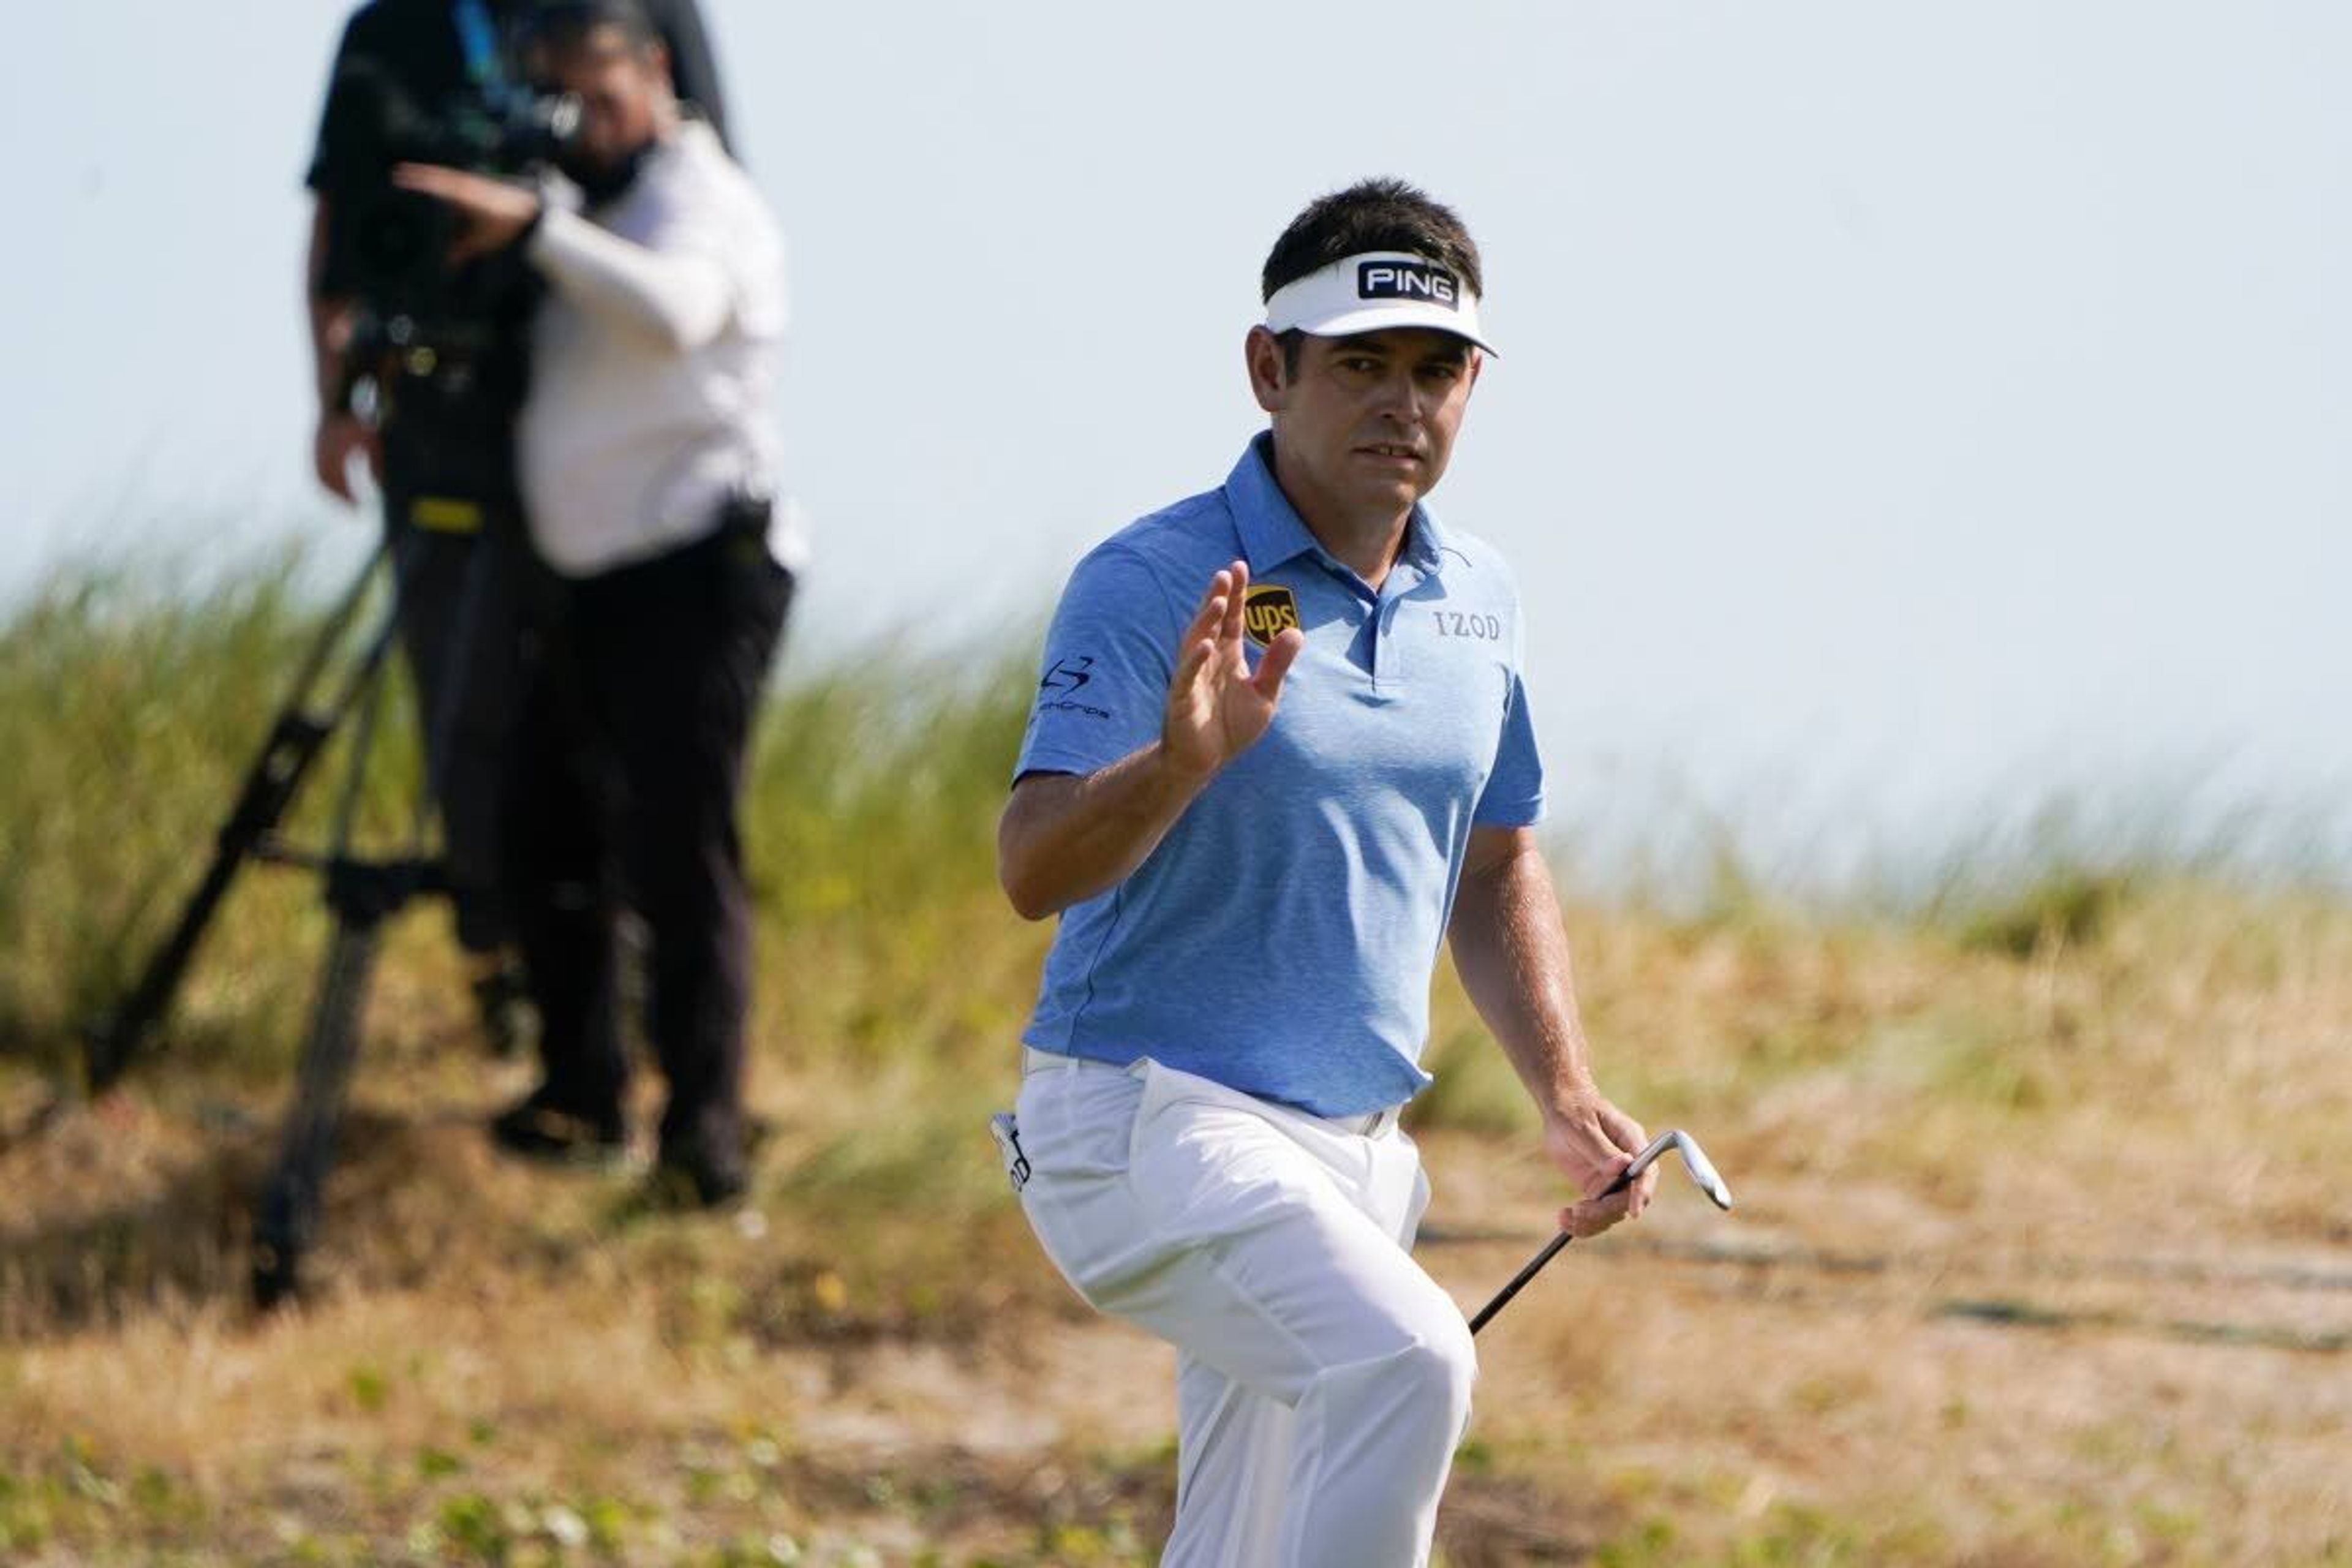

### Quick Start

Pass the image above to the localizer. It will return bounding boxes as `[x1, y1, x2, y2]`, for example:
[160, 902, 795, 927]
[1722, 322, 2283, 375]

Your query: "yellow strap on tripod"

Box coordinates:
[409, 497, 485, 535]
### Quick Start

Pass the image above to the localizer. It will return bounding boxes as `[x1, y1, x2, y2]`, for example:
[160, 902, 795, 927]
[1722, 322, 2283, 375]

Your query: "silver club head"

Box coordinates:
[1620, 1129, 1735, 1210]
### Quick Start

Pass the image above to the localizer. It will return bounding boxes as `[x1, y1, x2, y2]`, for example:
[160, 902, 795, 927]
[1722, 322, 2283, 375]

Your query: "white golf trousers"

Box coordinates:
[1010, 1054, 1476, 1567]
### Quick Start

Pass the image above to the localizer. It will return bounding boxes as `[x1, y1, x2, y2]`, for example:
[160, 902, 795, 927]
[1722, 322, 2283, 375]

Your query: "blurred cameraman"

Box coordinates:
[301, 0, 733, 1052]
[396, 0, 794, 1205]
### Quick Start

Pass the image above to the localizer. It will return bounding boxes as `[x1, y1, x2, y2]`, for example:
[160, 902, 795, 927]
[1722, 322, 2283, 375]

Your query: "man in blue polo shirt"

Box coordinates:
[995, 178, 1659, 1566]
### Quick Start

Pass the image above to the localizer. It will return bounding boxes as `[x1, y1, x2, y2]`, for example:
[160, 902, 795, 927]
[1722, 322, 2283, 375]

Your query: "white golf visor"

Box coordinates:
[1262, 250, 1497, 355]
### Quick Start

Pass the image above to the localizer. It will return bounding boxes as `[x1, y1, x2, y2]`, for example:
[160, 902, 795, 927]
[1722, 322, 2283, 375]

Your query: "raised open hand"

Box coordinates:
[1161, 560, 1304, 783]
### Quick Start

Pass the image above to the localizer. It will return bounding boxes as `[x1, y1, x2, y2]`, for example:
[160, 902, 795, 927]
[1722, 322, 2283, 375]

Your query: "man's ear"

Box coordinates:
[1245, 325, 1289, 415]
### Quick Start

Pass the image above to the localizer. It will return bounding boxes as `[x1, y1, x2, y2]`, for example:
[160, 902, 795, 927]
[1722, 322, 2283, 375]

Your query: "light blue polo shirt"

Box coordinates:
[1015, 434, 1545, 1117]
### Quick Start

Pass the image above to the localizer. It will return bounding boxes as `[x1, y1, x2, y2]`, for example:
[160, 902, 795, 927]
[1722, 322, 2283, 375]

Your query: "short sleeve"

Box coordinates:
[1472, 668, 1545, 826]
[1472, 574, 1544, 827]
[1014, 544, 1178, 782]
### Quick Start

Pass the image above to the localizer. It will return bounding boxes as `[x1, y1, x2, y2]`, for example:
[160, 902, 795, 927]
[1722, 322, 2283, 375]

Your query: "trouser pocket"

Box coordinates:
[988, 1111, 1031, 1193]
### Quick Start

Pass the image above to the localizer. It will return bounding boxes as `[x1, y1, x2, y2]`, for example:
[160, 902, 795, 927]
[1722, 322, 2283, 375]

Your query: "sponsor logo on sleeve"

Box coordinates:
[1037, 655, 1111, 718]
[1243, 584, 1302, 648]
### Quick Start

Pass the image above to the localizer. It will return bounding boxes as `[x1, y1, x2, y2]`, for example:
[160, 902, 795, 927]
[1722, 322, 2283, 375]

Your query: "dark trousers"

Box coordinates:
[501, 518, 792, 1152]
[385, 506, 526, 957]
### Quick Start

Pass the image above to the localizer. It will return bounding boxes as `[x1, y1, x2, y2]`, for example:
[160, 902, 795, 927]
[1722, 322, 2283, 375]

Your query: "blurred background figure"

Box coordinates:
[300, 0, 735, 1057]
[396, 0, 794, 1206]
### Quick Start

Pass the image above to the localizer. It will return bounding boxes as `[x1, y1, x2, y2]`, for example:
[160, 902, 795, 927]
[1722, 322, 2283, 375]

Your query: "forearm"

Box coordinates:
[1453, 827, 1656, 1223]
[528, 206, 731, 350]
[997, 746, 1208, 921]
[1448, 834, 1600, 1125]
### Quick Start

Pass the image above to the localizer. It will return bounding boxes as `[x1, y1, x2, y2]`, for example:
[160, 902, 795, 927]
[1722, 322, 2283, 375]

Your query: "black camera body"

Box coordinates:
[317, 58, 578, 353]
[317, 58, 579, 509]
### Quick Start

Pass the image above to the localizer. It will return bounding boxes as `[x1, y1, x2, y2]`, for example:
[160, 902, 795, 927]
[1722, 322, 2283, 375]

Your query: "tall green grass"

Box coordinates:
[737, 627, 1041, 1077]
[0, 551, 1044, 1095]
[0, 554, 410, 1075]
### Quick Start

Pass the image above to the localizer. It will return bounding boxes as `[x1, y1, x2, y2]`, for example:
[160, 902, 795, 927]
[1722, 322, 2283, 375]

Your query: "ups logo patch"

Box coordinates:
[1243, 584, 1300, 648]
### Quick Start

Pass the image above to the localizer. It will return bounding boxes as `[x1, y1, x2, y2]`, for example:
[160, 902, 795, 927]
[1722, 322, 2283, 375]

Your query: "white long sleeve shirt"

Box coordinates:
[519, 121, 793, 577]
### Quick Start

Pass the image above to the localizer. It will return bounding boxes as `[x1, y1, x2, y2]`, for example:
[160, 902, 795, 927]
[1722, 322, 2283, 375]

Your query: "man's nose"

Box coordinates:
[1370, 369, 1430, 424]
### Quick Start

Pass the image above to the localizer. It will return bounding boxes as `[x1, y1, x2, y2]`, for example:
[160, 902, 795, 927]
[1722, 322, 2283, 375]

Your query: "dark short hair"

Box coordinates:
[522, 0, 662, 55]
[1259, 178, 1485, 304]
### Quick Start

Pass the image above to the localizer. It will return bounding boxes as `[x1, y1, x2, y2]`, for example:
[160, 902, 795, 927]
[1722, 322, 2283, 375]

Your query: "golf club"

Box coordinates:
[1467, 1128, 1735, 1335]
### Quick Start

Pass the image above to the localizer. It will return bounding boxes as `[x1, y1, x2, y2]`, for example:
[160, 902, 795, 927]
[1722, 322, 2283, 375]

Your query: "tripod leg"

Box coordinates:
[237, 521, 508, 1307]
[251, 913, 382, 1310]
[84, 543, 399, 1092]
[88, 705, 343, 1091]
[251, 594, 410, 1312]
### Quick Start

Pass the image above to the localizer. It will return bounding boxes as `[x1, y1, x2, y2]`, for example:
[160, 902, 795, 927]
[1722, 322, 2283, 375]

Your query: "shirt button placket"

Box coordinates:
[1374, 596, 1408, 691]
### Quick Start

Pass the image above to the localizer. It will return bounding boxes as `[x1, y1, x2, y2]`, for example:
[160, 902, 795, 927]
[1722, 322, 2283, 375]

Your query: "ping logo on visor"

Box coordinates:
[1244, 584, 1301, 648]
[1262, 249, 1496, 353]
[1357, 260, 1460, 311]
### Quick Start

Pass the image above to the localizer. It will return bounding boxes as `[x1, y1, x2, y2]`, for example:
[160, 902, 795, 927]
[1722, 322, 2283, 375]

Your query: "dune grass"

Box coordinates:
[1, 554, 2347, 1566]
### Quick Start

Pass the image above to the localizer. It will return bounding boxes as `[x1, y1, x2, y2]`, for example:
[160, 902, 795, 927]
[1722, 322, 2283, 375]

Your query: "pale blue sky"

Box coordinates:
[6, 2, 2347, 883]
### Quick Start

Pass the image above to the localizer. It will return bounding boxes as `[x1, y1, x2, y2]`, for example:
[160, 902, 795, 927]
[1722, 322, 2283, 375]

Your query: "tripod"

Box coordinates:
[85, 524, 504, 1307]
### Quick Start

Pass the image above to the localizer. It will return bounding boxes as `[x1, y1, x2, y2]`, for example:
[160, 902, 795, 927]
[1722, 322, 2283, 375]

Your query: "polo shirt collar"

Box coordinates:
[1226, 432, 1449, 580]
